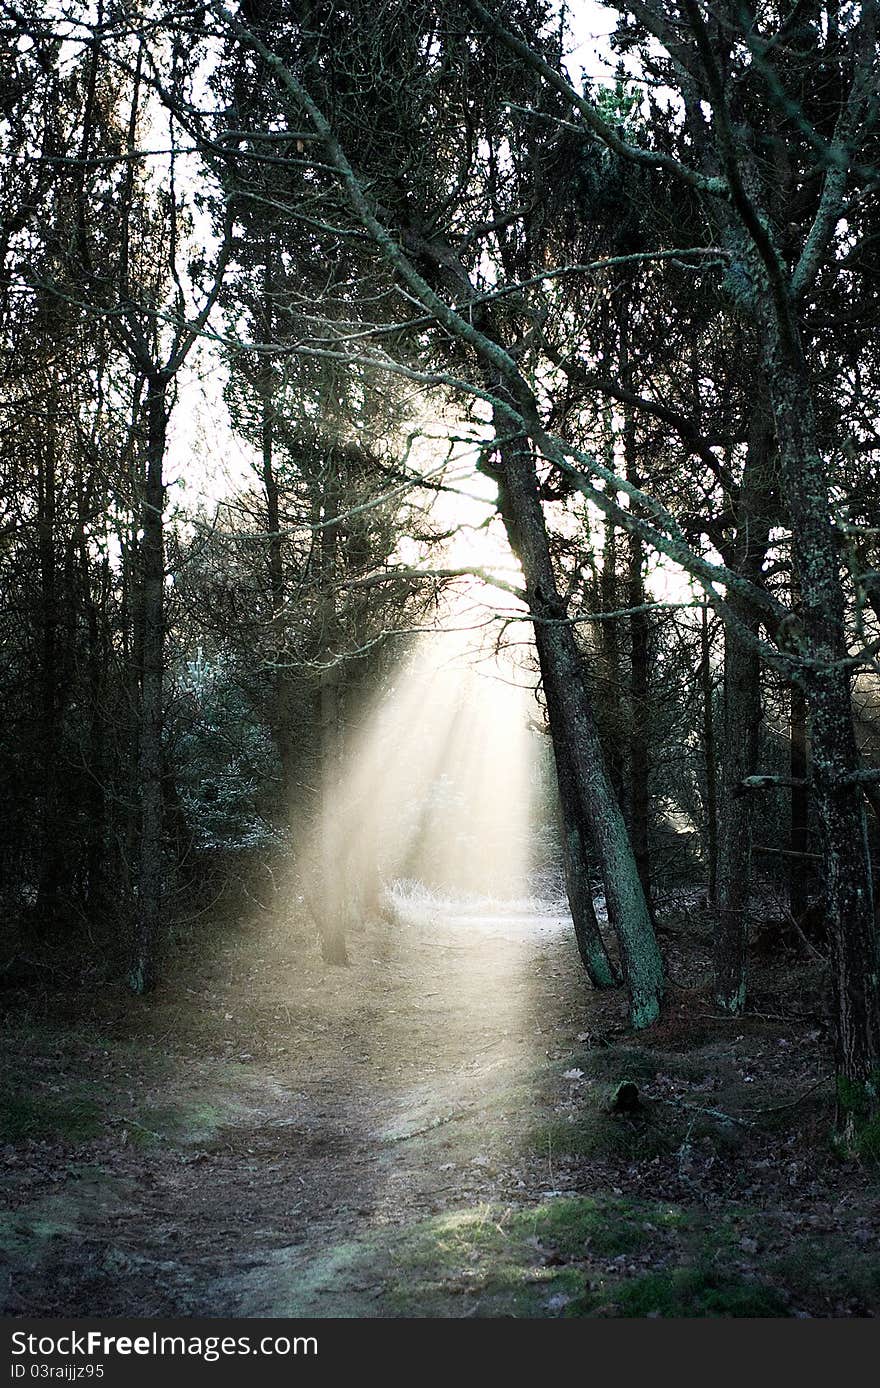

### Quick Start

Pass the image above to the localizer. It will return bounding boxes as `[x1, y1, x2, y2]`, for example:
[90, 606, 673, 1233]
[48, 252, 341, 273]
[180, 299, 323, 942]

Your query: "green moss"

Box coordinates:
[377, 1195, 693, 1315]
[834, 1070, 880, 1158]
[518, 1195, 663, 1257]
[609, 1268, 789, 1318]
[304, 1195, 785, 1319]
[0, 1165, 138, 1289]
[584, 948, 617, 991]
[0, 1068, 229, 1149]
[231, 1195, 694, 1317]
[131, 1099, 226, 1149]
[836, 1070, 880, 1118]
[852, 1116, 880, 1162]
[629, 991, 662, 1030]
[837, 1074, 870, 1115]
[0, 1090, 103, 1143]
[715, 981, 746, 1016]
[384, 1202, 595, 1317]
[0, 1042, 239, 1151]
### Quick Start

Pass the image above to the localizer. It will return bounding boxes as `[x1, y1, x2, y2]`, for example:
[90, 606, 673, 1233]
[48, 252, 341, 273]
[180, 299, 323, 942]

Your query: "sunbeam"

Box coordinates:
[301, 614, 544, 950]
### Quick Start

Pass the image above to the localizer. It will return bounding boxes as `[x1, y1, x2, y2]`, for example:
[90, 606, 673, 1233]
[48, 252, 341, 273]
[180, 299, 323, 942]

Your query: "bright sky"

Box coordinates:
[566, 0, 622, 74]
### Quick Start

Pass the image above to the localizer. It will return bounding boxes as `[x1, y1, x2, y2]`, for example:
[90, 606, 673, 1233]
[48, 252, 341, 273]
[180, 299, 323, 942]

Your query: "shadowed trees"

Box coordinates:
[204, 0, 880, 1130]
[2, 0, 880, 1145]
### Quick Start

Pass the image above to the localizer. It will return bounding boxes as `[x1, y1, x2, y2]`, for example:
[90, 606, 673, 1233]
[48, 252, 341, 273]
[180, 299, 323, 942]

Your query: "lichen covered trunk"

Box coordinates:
[789, 679, 813, 925]
[811, 677, 880, 1144]
[553, 728, 618, 989]
[627, 527, 653, 914]
[767, 327, 880, 1141]
[490, 418, 663, 1027]
[714, 600, 761, 1013]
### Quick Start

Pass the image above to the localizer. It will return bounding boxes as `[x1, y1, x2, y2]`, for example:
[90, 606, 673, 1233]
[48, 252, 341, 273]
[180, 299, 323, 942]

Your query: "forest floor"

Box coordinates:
[2, 889, 880, 1318]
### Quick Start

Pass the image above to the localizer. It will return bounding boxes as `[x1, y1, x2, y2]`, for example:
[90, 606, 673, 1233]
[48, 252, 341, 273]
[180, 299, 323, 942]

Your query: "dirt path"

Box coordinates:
[185, 905, 581, 1317]
[4, 898, 880, 1317]
[2, 901, 592, 1316]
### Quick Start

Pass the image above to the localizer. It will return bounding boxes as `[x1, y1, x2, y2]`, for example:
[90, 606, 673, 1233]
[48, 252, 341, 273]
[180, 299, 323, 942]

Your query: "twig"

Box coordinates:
[741, 1079, 831, 1117]
[753, 844, 822, 862]
[657, 1097, 754, 1129]
[384, 1108, 473, 1143]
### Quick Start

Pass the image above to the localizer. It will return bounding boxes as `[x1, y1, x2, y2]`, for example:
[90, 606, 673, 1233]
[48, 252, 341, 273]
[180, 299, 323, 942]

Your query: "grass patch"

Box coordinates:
[339, 1196, 694, 1316]
[354, 1197, 796, 1317]
[609, 1267, 788, 1318]
[851, 1116, 880, 1164]
[0, 1088, 103, 1143]
[227, 1194, 691, 1317]
[766, 1234, 880, 1312]
[0, 1167, 131, 1264]
[566, 1047, 663, 1083]
[0, 1017, 258, 1153]
[530, 1107, 673, 1162]
[128, 1100, 228, 1149]
[243, 1194, 799, 1318]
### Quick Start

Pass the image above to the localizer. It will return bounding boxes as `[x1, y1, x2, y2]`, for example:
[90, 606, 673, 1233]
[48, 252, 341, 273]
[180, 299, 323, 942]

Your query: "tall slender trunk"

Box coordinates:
[789, 677, 812, 923]
[767, 325, 880, 1139]
[599, 518, 626, 803]
[130, 376, 168, 994]
[80, 521, 109, 919]
[619, 320, 650, 903]
[490, 418, 663, 1026]
[714, 596, 761, 1012]
[262, 400, 283, 607]
[257, 250, 290, 796]
[713, 419, 773, 1013]
[316, 464, 348, 965]
[700, 604, 718, 905]
[35, 387, 64, 927]
[319, 657, 346, 958]
[625, 449, 653, 913]
[551, 703, 618, 988]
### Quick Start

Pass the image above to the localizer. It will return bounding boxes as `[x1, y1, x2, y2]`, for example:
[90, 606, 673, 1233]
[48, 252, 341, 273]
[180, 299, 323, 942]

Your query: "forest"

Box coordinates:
[1, 0, 880, 1322]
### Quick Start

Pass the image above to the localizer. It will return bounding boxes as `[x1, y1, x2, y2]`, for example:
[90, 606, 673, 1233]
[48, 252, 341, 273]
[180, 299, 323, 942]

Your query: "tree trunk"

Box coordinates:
[316, 465, 349, 965]
[620, 318, 651, 908]
[489, 418, 663, 1027]
[789, 677, 813, 925]
[713, 417, 773, 1013]
[767, 324, 880, 1141]
[551, 703, 618, 988]
[626, 510, 653, 913]
[80, 527, 109, 920]
[257, 251, 292, 798]
[700, 603, 718, 905]
[35, 389, 64, 928]
[319, 664, 348, 964]
[714, 596, 761, 1012]
[599, 517, 626, 803]
[130, 375, 168, 994]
